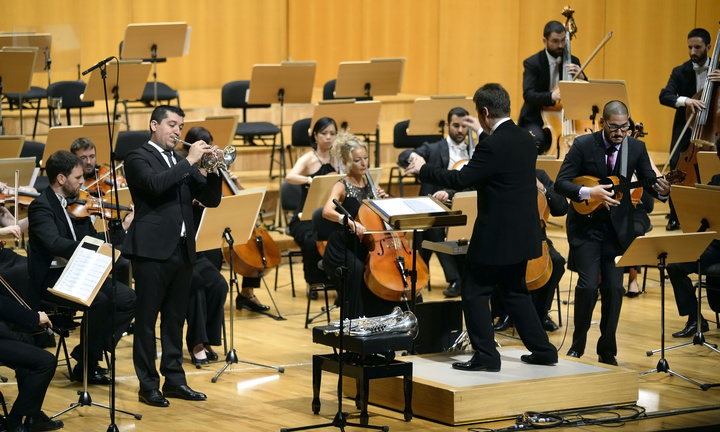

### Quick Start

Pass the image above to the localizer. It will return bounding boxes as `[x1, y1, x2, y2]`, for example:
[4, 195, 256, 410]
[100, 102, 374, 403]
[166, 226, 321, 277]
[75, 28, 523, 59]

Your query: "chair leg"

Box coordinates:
[641, 265, 648, 293]
[555, 281, 563, 327]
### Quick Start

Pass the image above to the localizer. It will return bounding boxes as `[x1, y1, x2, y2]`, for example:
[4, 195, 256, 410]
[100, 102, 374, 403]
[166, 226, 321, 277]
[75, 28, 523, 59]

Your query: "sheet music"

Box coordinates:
[370, 197, 445, 218]
[51, 243, 112, 304]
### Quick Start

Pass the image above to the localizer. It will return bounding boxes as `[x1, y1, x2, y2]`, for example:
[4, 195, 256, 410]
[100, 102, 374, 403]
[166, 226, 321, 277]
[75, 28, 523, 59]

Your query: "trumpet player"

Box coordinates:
[124, 105, 222, 407]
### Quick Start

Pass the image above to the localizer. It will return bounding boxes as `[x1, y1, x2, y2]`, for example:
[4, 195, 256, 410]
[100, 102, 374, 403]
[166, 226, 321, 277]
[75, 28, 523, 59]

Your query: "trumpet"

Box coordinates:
[173, 137, 237, 173]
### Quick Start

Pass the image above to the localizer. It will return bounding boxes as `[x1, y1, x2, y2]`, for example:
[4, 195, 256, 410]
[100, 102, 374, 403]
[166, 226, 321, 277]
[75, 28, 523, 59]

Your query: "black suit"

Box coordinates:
[659, 60, 698, 168]
[398, 138, 468, 284]
[555, 131, 662, 357]
[124, 143, 221, 392]
[27, 187, 136, 365]
[419, 120, 557, 367]
[0, 300, 56, 424]
[518, 49, 581, 152]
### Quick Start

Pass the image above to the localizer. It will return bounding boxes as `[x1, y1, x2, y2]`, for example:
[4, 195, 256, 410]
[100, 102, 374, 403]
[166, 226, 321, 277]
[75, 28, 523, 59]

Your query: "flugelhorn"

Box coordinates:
[324, 307, 418, 338]
[173, 137, 236, 173]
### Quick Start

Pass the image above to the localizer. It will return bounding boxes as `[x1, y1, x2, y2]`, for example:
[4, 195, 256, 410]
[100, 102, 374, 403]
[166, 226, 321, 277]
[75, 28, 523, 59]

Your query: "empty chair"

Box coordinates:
[115, 130, 151, 162]
[46, 80, 94, 126]
[4, 86, 47, 139]
[274, 181, 305, 297]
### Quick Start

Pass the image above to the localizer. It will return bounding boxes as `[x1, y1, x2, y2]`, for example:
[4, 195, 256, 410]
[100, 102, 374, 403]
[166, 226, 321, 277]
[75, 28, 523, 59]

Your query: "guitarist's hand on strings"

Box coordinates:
[590, 184, 620, 209]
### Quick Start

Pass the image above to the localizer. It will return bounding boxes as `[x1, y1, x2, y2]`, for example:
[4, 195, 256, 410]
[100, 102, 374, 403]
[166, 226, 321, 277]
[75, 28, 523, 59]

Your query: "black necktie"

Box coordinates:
[164, 150, 175, 167]
[606, 145, 618, 175]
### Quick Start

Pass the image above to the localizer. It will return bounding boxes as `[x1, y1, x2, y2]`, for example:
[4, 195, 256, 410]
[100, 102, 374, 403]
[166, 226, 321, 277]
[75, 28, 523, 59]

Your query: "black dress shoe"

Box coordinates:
[442, 281, 461, 298]
[451, 353, 500, 372]
[138, 389, 169, 407]
[520, 354, 557, 366]
[189, 351, 209, 367]
[598, 353, 618, 366]
[672, 319, 709, 338]
[625, 291, 640, 298]
[236, 294, 270, 312]
[72, 364, 111, 385]
[205, 346, 219, 362]
[162, 384, 207, 401]
[24, 411, 63, 432]
[493, 315, 512, 331]
[666, 220, 681, 231]
[566, 349, 582, 358]
[541, 316, 559, 332]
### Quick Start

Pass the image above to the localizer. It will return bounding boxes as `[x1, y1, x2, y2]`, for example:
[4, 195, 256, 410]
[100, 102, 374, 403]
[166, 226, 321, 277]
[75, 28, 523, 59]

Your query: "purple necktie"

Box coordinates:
[606, 145, 617, 175]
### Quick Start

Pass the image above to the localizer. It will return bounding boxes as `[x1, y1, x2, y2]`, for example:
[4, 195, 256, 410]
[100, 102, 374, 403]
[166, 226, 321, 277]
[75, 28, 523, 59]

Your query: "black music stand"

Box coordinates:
[405, 95, 475, 136]
[194, 190, 285, 383]
[120, 22, 189, 105]
[652, 185, 720, 358]
[247, 61, 316, 179]
[616, 232, 716, 389]
[333, 58, 405, 167]
[0, 48, 36, 135]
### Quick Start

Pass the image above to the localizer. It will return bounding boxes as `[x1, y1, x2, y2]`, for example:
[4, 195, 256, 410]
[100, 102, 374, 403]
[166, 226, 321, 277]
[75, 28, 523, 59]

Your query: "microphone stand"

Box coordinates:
[282, 202, 388, 432]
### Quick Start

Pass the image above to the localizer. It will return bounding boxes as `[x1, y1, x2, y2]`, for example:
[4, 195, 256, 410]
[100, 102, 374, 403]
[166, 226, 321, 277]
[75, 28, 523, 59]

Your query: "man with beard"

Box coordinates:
[27, 150, 136, 385]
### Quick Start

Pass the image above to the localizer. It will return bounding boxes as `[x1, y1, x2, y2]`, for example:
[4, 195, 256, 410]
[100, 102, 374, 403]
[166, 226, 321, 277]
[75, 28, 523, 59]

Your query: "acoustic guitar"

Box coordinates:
[571, 169, 685, 215]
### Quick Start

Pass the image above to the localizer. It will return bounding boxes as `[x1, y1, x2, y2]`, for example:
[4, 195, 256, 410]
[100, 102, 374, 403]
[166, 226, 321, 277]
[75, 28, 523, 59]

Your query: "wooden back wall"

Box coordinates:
[2, 0, 719, 153]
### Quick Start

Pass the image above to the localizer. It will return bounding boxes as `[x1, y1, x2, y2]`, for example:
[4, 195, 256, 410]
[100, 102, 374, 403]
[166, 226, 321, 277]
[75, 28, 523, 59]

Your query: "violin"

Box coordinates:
[356, 171, 428, 302]
[0, 190, 39, 208]
[82, 164, 128, 196]
[219, 169, 281, 278]
[66, 189, 132, 219]
[525, 188, 553, 290]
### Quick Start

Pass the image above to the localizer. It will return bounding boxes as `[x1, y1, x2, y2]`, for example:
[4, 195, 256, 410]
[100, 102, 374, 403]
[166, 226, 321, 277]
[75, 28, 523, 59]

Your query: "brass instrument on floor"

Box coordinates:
[173, 137, 237, 173]
[324, 307, 418, 338]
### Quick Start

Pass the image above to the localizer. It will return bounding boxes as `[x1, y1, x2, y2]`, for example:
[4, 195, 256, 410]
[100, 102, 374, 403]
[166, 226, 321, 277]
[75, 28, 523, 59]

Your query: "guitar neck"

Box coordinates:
[614, 176, 660, 193]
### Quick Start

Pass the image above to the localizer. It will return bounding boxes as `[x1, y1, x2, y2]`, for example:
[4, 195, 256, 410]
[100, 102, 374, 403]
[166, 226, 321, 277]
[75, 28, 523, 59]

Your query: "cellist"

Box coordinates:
[659, 28, 720, 231]
[321, 132, 403, 320]
[518, 20, 586, 155]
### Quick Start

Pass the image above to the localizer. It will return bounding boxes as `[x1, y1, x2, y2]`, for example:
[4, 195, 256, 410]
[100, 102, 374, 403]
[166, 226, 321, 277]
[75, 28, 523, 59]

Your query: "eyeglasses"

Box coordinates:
[606, 123, 631, 132]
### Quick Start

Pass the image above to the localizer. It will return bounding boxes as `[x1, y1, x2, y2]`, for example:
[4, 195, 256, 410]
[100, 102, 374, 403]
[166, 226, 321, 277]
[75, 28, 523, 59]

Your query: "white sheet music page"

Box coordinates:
[369, 197, 445, 218]
[51, 238, 112, 305]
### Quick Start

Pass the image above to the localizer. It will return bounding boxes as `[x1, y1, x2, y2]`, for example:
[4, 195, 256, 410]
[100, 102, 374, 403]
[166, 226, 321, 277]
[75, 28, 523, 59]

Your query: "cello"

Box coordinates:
[525, 188, 552, 290]
[219, 169, 281, 278]
[356, 172, 429, 302]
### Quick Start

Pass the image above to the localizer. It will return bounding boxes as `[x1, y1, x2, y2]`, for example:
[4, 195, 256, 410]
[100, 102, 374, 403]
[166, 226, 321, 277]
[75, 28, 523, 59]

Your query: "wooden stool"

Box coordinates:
[311, 326, 414, 425]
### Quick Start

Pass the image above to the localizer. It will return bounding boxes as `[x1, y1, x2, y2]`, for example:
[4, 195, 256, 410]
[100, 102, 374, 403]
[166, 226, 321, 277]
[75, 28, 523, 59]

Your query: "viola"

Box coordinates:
[356, 172, 428, 302]
[0, 190, 39, 208]
[83, 165, 128, 196]
[66, 189, 132, 219]
[218, 169, 281, 278]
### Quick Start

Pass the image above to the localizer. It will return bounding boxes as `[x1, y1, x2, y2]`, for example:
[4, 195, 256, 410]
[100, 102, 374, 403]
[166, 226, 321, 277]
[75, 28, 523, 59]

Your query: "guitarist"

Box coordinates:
[555, 100, 670, 366]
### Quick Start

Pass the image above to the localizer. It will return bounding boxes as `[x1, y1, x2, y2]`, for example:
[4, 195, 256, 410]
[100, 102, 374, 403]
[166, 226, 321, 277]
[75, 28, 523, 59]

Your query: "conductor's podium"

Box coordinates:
[312, 325, 414, 425]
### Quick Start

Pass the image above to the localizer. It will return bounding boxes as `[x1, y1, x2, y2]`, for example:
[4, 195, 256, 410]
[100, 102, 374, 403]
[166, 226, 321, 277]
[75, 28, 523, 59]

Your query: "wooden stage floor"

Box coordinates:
[1, 207, 720, 432]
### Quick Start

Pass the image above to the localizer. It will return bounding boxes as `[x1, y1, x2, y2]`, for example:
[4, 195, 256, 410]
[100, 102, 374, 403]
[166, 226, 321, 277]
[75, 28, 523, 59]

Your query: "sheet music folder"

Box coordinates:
[363, 196, 465, 230]
[47, 236, 116, 307]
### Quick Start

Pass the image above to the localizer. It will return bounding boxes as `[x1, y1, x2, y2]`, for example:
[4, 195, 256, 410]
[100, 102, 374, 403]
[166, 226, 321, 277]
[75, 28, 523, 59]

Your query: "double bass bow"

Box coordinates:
[356, 172, 428, 302]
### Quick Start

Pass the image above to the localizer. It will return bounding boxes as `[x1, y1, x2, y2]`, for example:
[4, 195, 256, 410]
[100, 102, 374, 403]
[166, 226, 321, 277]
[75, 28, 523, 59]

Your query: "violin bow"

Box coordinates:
[572, 31, 613, 81]
[82, 162, 125, 192]
[13, 170, 19, 248]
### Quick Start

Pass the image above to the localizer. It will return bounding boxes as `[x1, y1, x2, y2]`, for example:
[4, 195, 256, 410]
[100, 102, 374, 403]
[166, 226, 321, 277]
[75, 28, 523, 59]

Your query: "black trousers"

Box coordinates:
[0, 338, 56, 421]
[463, 260, 557, 367]
[186, 254, 228, 350]
[132, 242, 193, 392]
[667, 240, 720, 320]
[289, 218, 326, 285]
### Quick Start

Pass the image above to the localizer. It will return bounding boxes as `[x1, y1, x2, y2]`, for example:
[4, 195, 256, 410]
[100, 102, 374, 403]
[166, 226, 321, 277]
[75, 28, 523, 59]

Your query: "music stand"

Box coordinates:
[406, 95, 475, 136]
[82, 59, 151, 129]
[120, 22, 189, 105]
[45, 123, 118, 167]
[248, 61, 316, 179]
[182, 115, 239, 153]
[616, 232, 716, 388]
[0, 157, 36, 187]
[697, 151, 720, 185]
[195, 189, 285, 383]
[0, 48, 36, 135]
[311, 100, 382, 167]
[0, 136, 25, 159]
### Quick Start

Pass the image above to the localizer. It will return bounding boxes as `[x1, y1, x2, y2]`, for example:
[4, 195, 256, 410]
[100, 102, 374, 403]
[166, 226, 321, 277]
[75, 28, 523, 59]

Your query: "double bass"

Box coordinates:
[219, 170, 281, 278]
[356, 172, 429, 302]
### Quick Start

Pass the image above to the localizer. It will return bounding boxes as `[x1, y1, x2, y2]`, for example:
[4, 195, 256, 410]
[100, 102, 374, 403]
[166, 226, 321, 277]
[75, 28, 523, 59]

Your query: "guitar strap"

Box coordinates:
[620, 136, 628, 179]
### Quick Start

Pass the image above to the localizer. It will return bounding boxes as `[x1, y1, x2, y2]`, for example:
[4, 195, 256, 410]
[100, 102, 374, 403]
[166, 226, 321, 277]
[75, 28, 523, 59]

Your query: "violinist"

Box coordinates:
[0, 206, 31, 302]
[492, 169, 567, 333]
[0, 298, 63, 432]
[70, 137, 126, 198]
[321, 132, 399, 320]
[518, 20, 585, 154]
[397, 107, 472, 298]
[659, 28, 720, 231]
[27, 150, 136, 385]
[406, 83, 557, 371]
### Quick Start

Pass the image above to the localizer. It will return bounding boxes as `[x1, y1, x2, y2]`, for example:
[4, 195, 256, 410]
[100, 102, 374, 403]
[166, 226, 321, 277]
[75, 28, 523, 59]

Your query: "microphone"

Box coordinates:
[332, 199, 354, 224]
[223, 227, 233, 244]
[82, 56, 115, 76]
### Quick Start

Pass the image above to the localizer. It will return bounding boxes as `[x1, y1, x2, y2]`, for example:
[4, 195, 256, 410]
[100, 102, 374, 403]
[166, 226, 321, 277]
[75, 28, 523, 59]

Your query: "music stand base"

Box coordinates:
[212, 348, 285, 383]
[281, 410, 389, 432]
[52, 391, 142, 420]
[639, 358, 705, 389]
[646, 332, 720, 356]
